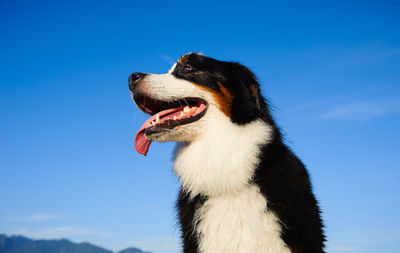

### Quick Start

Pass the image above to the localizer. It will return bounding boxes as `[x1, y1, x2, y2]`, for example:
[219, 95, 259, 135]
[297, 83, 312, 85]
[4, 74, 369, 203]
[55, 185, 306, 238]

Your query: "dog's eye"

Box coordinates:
[182, 65, 193, 73]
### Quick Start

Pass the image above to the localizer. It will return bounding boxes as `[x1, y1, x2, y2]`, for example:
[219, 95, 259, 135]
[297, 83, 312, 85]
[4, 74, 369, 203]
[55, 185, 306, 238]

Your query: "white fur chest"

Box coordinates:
[195, 185, 291, 253]
[173, 115, 289, 252]
[173, 115, 272, 198]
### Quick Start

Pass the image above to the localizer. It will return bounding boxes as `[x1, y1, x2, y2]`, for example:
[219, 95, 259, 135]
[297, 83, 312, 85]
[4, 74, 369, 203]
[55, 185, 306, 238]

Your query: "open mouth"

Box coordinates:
[134, 95, 208, 155]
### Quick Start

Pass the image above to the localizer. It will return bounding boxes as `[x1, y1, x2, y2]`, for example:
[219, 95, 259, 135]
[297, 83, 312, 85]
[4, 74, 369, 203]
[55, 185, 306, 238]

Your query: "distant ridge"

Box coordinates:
[0, 234, 152, 253]
[118, 248, 152, 253]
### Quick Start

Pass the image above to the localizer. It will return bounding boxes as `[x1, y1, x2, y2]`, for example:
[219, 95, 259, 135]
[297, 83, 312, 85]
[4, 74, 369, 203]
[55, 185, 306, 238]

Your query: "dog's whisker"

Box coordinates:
[183, 98, 189, 106]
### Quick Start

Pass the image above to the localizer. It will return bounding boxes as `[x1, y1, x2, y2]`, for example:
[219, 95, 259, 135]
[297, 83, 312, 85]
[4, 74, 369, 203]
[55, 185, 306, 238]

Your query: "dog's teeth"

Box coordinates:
[180, 112, 185, 117]
[173, 116, 177, 120]
[191, 106, 197, 111]
[156, 114, 160, 123]
[183, 106, 190, 113]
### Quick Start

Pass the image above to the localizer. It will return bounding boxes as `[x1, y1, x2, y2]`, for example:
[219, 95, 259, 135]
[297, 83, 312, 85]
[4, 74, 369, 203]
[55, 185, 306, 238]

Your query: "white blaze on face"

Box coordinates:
[140, 72, 213, 105]
[167, 62, 177, 73]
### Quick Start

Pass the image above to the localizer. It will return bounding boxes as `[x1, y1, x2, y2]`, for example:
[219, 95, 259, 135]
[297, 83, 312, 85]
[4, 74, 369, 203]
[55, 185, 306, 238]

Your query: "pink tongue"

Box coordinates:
[134, 107, 185, 156]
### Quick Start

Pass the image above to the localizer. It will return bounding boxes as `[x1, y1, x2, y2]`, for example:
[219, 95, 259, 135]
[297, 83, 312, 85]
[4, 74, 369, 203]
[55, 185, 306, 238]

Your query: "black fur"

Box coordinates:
[254, 131, 325, 253]
[177, 191, 207, 253]
[173, 53, 325, 253]
[172, 53, 273, 125]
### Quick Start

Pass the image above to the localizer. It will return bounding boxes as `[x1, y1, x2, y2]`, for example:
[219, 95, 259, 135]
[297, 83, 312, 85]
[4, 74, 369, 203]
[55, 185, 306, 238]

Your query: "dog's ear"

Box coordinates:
[231, 63, 266, 110]
[249, 83, 262, 109]
[224, 63, 271, 124]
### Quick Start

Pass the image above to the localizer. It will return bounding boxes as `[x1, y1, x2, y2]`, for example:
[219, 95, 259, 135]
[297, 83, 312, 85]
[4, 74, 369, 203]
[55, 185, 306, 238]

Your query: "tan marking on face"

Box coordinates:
[249, 85, 258, 98]
[178, 55, 189, 64]
[216, 81, 233, 116]
[249, 84, 260, 108]
[192, 81, 233, 117]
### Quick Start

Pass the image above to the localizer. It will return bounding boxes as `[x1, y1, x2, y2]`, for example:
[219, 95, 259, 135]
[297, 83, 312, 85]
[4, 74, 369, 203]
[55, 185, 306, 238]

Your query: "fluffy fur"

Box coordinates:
[129, 53, 325, 253]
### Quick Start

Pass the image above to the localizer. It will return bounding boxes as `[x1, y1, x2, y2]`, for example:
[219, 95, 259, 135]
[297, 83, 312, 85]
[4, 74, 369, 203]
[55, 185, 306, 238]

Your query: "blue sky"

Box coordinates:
[0, 1, 399, 252]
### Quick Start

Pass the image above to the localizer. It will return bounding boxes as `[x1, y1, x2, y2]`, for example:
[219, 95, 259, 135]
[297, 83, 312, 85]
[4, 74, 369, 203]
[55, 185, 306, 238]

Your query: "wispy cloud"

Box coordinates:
[327, 246, 361, 252]
[6, 226, 112, 239]
[326, 234, 400, 253]
[7, 214, 59, 222]
[334, 41, 400, 68]
[130, 200, 171, 213]
[131, 236, 181, 253]
[158, 53, 176, 65]
[320, 100, 400, 120]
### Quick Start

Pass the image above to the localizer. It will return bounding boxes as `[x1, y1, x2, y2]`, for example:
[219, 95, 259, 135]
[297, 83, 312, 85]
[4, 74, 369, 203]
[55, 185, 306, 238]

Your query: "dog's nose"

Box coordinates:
[128, 72, 146, 91]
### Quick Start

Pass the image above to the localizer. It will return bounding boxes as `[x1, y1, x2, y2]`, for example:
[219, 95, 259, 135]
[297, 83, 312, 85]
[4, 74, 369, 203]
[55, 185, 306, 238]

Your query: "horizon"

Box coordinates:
[0, 233, 144, 252]
[1, 1, 399, 253]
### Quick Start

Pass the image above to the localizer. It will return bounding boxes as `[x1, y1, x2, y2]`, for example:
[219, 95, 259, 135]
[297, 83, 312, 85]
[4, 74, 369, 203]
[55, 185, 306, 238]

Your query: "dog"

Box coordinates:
[128, 53, 325, 253]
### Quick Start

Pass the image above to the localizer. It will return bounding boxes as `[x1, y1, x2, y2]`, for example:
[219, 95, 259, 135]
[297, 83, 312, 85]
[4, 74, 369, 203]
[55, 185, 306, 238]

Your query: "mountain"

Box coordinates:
[118, 248, 152, 253]
[0, 235, 152, 253]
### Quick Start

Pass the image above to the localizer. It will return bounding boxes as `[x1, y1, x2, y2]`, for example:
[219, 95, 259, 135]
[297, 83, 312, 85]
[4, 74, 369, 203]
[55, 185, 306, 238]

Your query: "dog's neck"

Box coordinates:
[173, 109, 272, 199]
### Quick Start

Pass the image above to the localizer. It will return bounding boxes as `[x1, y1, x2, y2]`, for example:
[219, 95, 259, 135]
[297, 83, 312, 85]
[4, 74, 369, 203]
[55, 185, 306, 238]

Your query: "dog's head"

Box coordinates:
[129, 53, 269, 155]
